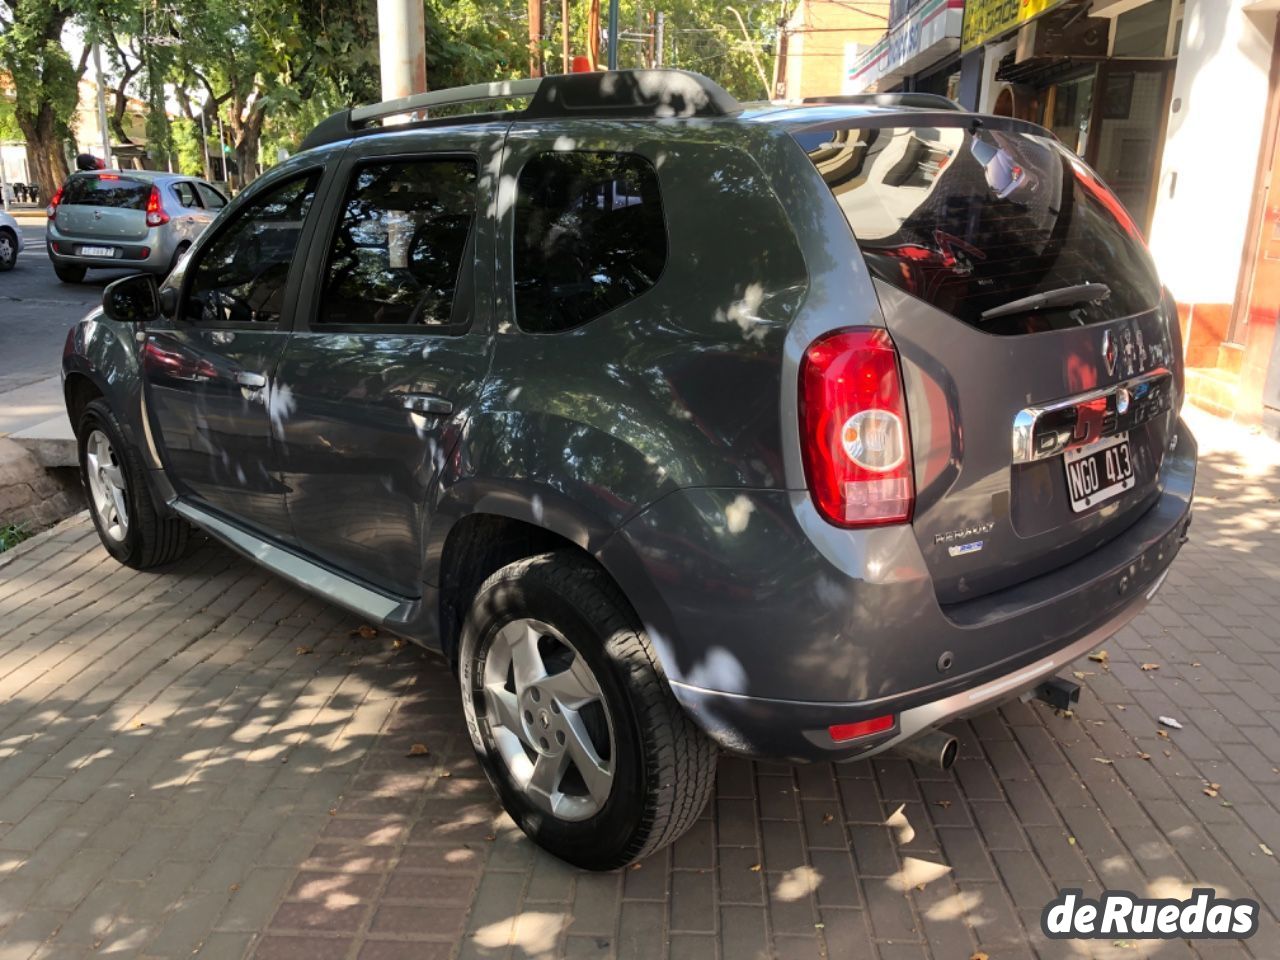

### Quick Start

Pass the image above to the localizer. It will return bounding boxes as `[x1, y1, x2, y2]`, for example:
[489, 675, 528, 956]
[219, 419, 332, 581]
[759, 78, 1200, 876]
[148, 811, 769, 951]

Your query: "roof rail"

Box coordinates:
[800, 92, 965, 111]
[300, 69, 742, 151]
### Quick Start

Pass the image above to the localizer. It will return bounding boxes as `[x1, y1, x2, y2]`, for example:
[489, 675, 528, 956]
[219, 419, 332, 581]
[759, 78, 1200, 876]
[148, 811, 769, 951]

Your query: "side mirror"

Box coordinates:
[102, 274, 161, 323]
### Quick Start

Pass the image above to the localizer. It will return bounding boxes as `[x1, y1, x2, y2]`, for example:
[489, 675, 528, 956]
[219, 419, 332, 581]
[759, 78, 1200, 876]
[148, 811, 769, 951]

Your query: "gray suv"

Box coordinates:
[47, 170, 226, 282]
[61, 70, 1196, 869]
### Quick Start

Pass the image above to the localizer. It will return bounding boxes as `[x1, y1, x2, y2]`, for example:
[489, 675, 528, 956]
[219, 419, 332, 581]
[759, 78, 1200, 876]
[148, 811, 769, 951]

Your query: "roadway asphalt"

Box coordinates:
[0, 212, 135, 395]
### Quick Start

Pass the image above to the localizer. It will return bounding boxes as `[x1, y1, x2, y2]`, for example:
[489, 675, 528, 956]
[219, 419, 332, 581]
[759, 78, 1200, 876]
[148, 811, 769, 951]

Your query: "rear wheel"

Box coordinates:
[78, 399, 189, 568]
[54, 262, 86, 283]
[0, 229, 16, 271]
[459, 552, 716, 869]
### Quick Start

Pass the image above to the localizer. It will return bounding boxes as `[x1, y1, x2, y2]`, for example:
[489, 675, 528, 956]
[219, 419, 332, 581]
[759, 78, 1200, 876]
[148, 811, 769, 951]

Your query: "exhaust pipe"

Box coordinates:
[891, 731, 958, 770]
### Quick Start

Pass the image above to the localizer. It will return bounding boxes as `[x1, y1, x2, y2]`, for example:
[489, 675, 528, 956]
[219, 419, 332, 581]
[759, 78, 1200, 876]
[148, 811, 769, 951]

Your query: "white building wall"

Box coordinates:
[1148, 0, 1277, 306]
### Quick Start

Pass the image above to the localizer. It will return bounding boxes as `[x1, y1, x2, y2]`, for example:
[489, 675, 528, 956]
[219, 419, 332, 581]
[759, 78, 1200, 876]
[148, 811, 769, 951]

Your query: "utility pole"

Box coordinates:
[562, 0, 571, 72]
[92, 40, 112, 169]
[217, 112, 228, 189]
[0, 152, 9, 212]
[607, 0, 620, 68]
[655, 12, 665, 66]
[772, 16, 789, 99]
[376, 0, 428, 102]
[529, 0, 544, 76]
[199, 106, 212, 183]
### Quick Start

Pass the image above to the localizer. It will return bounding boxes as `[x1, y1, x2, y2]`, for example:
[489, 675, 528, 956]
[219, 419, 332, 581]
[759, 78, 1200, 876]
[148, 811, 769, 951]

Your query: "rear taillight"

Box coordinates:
[146, 186, 169, 227]
[828, 714, 895, 743]
[46, 186, 63, 219]
[799, 327, 914, 527]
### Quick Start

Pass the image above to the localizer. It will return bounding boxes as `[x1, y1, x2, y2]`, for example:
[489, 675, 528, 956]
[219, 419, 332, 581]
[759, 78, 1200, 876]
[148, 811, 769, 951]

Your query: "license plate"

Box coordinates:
[79, 245, 116, 258]
[1064, 434, 1135, 513]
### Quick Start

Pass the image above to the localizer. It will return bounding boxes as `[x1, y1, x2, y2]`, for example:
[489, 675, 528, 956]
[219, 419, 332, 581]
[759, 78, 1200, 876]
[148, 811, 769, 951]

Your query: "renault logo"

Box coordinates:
[1102, 330, 1117, 377]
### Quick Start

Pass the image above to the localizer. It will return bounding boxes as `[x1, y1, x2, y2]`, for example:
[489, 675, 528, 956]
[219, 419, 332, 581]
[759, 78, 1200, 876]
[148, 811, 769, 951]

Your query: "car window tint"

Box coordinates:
[172, 182, 200, 208]
[795, 125, 1161, 335]
[513, 152, 666, 333]
[319, 159, 478, 328]
[62, 174, 150, 210]
[196, 183, 227, 209]
[184, 172, 320, 326]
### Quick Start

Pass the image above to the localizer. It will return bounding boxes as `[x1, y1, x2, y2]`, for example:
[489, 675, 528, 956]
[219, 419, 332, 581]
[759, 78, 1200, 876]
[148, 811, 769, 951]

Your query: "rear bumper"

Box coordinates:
[46, 226, 171, 273]
[610, 419, 1196, 763]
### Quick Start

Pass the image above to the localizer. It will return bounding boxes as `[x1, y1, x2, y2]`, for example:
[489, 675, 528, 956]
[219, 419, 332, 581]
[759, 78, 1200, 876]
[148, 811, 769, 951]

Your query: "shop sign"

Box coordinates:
[845, 0, 964, 94]
[960, 0, 1068, 53]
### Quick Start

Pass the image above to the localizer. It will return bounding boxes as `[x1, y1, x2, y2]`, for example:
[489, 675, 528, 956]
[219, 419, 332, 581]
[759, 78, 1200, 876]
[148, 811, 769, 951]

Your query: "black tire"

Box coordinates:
[0, 229, 16, 271]
[459, 551, 716, 870]
[54, 262, 87, 283]
[78, 398, 189, 568]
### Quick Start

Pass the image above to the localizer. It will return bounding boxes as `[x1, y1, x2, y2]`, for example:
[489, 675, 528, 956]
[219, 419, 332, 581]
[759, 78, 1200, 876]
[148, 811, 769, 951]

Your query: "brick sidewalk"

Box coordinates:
[0, 442, 1277, 960]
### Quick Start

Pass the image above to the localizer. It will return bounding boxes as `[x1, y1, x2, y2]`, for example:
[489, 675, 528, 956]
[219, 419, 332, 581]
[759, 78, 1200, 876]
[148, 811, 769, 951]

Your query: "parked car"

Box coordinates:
[0, 209, 23, 271]
[46, 170, 227, 283]
[62, 70, 1196, 869]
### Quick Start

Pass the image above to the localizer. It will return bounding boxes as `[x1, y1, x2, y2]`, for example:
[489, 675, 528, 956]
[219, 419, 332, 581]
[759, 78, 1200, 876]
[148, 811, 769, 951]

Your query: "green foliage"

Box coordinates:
[171, 118, 204, 175]
[0, 99, 21, 142]
[0, 522, 31, 553]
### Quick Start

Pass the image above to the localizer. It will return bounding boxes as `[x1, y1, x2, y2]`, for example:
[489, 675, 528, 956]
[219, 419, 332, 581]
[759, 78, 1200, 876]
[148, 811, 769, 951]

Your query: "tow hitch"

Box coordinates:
[1029, 675, 1080, 712]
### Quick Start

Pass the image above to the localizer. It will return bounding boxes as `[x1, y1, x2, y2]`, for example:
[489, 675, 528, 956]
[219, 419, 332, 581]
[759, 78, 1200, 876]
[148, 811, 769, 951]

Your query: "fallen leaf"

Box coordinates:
[749, 863, 762, 872]
[822, 813, 835, 824]
[935, 800, 952, 810]
[970, 952, 990, 960]
[1163, 750, 1172, 758]
[814, 923, 825, 930]
[1203, 787, 1218, 798]
[406, 743, 430, 757]
[1093, 757, 1114, 765]
[1157, 729, 1170, 739]
[1088, 651, 1110, 664]
[1072, 670, 1094, 680]
[1158, 716, 1183, 729]
[1140, 663, 1160, 671]
[1261, 843, 1274, 857]
[1068, 836, 1077, 845]
[228, 883, 239, 893]
[351, 625, 378, 639]
[295, 645, 313, 656]
[1137, 752, 1152, 761]
[1191, 661, 1201, 667]
[1116, 704, 1127, 711]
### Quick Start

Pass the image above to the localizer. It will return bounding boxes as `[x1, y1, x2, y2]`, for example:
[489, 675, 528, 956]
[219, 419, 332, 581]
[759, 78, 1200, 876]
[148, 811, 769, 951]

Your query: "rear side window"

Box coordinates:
[796, 125, 1161, 335]
[61, 174, 150, 210]
[513, 152, 666, 333]
[196, 183, 227, 209]
[172, 182, 199, 208]
[319, 159, 478, 329]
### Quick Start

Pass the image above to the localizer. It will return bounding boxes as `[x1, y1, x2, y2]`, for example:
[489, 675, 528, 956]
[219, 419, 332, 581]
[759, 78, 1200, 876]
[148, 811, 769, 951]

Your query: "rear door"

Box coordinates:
[273, 129, 497, 597]
[795, 118, 1179, 603]
[54, 173, 150, 242]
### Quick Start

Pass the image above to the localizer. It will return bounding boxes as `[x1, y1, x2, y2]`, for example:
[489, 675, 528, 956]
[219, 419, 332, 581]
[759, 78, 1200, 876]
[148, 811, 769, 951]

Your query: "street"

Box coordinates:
[0, 216, 134, 394]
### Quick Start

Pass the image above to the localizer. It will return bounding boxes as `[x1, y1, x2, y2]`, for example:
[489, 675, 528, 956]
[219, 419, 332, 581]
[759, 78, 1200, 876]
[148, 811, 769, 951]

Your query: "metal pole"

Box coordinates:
[377, 0, 428, 102]
[199, 107, 212, 183]
[562, 0, 571, 72]
[92, 41, 113, 169]
[0, 150, 9, 212]
[607, 0, 620, 69]
[655, 12, 664, 67]
[217, 113, 228, 188]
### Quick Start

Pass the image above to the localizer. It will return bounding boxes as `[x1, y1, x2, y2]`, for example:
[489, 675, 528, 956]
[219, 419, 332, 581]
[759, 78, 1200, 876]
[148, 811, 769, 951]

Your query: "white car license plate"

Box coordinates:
[1064, 434, 1135, 513]
[79, 245, 116, 258]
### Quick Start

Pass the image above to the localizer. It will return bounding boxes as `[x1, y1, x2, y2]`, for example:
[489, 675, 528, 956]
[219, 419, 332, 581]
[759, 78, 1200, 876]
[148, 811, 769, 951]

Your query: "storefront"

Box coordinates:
[842, 0, 965, 97]
[957, 0, 1182, 234]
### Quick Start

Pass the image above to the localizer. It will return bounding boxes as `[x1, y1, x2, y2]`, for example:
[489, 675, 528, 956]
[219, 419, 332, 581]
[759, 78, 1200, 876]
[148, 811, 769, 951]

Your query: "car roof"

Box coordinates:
[69, 170, 197, 183]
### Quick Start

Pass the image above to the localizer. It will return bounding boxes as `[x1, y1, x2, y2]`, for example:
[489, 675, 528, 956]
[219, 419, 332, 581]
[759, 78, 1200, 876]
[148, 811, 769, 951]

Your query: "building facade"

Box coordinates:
[851, 0, 1280, 435]
[778, 0, 891, 100]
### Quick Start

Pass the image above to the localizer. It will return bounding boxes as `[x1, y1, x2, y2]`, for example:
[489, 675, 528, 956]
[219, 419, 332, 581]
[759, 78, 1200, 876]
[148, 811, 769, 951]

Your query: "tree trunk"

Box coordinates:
[18, 105, 69, 200]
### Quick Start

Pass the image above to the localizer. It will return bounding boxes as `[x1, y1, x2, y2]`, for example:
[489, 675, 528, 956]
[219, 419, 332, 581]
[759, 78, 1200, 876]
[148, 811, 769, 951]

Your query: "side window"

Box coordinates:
[172, 182, 200, 208]
[184, 172, 320, 326]
[513, 152, 666, 333]
[196, 183, 227, 210]
[318, 159, 478, 328]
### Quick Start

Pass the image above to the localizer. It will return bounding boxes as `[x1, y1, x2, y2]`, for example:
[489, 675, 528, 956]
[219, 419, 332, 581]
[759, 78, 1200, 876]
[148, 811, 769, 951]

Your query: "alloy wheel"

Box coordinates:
[0, 235, 14, 267]
[85, 429, 129, 542]
[481, 617, 615, 821]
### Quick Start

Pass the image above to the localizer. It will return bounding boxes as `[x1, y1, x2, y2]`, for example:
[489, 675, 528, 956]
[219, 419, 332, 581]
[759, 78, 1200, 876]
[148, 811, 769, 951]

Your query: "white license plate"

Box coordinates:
[1064, 434, 1135, 513]
[79, 245, 116, 258]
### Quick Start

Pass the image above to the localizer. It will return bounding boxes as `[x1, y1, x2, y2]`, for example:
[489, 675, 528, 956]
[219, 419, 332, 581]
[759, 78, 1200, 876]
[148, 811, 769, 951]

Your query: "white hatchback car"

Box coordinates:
[0, 208, 24, 271]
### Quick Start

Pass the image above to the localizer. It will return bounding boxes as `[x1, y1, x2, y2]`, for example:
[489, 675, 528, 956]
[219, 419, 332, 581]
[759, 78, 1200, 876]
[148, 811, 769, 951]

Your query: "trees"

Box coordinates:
[0, 0, 90, 196]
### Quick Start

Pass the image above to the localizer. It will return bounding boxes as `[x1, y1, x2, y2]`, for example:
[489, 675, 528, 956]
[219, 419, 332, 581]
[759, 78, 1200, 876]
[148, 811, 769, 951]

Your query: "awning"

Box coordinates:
[843, 0, 965, 95]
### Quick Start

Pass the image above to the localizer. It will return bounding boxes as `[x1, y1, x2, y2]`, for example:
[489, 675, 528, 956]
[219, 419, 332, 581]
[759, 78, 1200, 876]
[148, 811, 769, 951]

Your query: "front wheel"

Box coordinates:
[459, 552, 716, 869]
[78, 399, 189, 568]
[0, 229, 17, 271]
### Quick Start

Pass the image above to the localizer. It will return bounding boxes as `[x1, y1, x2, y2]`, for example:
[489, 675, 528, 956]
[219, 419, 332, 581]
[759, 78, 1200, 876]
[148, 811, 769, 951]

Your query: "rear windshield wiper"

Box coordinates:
[979, 283, 1111, 322]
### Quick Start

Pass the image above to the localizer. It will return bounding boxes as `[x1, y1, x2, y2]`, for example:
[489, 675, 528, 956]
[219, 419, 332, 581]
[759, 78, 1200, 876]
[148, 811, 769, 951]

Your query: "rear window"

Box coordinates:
[796, 124, 1161, 335]
[61, 175, 151, 210]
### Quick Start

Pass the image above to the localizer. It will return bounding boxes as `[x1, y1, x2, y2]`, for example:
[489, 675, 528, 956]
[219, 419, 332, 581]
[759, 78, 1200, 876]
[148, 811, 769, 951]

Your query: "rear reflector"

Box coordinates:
[828, 714, 895, 742]
[799, 327, 914, 527]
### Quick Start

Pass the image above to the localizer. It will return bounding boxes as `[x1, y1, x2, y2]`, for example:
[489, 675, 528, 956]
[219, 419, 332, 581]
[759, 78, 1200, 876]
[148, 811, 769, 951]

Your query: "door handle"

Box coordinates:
[236, 371, 267, 390]
[402, 393, 453, 415]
